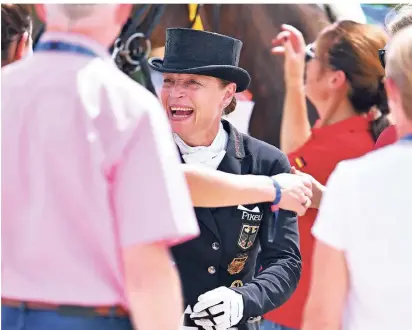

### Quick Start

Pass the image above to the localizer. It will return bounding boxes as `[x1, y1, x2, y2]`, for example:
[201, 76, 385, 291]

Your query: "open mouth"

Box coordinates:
[170, 106, 194, 120]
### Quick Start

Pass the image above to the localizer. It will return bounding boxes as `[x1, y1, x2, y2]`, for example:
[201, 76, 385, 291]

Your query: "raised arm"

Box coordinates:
[182, 163, 312, 215]
[272, 24, 312, 153]
[183, 164, 275, 207]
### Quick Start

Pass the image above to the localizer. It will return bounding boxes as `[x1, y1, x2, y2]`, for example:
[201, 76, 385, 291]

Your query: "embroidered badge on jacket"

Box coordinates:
[238, 224, 259, 250]
[228, 254, 248, 275]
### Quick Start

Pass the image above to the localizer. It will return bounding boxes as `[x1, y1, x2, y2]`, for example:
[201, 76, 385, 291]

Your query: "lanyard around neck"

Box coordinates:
[400, 133, 412, 142]
[35, 41, 98, 58]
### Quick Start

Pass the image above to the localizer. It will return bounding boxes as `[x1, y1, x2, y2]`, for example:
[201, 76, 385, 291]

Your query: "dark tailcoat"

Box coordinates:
[172, 120, 301, 330]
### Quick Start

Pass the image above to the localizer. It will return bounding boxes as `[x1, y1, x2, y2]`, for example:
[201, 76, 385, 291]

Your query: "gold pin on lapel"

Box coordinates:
[230, 280, 244, 288]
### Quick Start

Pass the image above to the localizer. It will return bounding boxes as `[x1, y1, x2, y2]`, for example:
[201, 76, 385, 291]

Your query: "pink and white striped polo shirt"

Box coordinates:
[1, 32, 199, 307]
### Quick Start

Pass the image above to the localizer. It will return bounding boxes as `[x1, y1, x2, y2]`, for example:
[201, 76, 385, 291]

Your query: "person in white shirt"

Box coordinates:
[302, 25, 412, 330]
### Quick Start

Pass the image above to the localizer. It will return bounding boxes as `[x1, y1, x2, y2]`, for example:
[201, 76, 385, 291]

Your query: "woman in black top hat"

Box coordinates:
[149, 28, 304, 330]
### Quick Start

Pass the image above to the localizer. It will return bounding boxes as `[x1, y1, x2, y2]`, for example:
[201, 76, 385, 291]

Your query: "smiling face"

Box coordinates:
[160, 73, 236, 146]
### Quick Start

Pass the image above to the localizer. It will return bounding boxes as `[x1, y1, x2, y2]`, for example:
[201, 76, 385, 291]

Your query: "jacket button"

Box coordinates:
[208, 266, 216, 274]
[212, 242, 220, 250]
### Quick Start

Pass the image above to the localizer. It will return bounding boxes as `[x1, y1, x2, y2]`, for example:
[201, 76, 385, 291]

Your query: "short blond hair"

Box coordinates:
[386, 25, 412, 120]
[385, 3, 412, 36]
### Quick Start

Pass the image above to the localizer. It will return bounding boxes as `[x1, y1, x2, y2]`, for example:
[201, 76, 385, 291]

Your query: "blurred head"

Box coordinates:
[305, 20, 388, 141]
[160, 73, 236, 146]
[384, 25, 412, 137]
[34, 4, 132, 47]
[386, 4, 412, 36]
[379, 4, 412, 69]
[1, 4, 33, 67]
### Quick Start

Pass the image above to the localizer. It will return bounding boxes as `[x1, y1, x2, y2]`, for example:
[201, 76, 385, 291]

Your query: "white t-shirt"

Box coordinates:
[312, 139, 412, 330]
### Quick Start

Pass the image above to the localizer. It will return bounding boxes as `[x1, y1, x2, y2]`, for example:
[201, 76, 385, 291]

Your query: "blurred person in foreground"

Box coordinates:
[1, 4, 200, 330]
[262, 20, 389, 330]
[302, 25, 412, 330]
[1, 4, 33, 67]
[374, 3, 412, 149]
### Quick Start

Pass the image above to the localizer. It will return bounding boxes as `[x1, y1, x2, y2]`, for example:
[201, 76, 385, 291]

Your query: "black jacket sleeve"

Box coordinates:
[231, 151, 302, 322]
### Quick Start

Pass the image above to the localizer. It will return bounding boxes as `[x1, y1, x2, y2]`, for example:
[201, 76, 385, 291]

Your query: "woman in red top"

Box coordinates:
[261, 21, 389, 330]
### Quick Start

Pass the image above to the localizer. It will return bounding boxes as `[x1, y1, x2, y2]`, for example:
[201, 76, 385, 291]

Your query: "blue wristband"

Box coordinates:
[268, 178, 281, 243]
[271, 178, 282, 207]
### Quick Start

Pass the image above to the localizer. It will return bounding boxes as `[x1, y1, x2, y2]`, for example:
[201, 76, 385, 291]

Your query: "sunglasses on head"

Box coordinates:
[305, 43, 316, 62]
[378, 48, 386, 68]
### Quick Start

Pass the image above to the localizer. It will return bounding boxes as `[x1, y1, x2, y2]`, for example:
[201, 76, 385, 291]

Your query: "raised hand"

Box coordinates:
[271, 24, 307, 86]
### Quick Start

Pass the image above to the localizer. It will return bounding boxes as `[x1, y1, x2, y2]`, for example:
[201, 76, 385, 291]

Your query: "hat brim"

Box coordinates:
[148, 57, 251, 93]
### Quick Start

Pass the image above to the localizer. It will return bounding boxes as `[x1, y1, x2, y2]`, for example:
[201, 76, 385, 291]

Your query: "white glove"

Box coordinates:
[180, 305, 198, 329]
[190, 286, 244, 329]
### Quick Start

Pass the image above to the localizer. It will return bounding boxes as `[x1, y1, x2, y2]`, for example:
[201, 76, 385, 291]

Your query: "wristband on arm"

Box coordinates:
[268, 178, 282, 243]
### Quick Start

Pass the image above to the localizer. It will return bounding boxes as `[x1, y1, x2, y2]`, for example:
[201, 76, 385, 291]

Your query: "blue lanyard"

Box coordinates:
[35, 41, 98, 58]
[400, 134, 412, 142]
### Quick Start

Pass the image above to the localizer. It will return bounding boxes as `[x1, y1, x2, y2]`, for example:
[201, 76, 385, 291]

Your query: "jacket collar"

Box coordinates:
[222, 119, 246, 159]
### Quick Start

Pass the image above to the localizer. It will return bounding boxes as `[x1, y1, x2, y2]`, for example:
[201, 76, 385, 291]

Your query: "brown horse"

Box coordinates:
[149, 4, 331, 147]
[30, 4, 331, 148]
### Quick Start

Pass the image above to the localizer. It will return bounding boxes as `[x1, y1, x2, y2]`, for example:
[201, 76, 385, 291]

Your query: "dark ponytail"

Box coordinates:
[369, 78, 390, 142]
[1, 4, 32, 65]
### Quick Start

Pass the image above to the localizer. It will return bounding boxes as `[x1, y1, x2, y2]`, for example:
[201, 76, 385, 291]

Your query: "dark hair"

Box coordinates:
[316, 20, 390, 141]
[1, 4, 32, 64]
[220, 79, 237, 115]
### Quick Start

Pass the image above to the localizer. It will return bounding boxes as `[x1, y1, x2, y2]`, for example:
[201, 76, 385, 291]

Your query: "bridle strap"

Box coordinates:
[118, 4, 151, 45]
[111, 4, 166, 96]
[212, 4, 222, 33]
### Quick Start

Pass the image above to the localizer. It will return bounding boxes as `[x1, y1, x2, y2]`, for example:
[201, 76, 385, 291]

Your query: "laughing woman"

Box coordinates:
[149, 28, 307, 330]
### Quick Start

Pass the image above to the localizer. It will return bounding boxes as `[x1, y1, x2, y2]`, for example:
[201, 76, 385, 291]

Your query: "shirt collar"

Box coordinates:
[312, 115, 370, 138]
[38, 31, 112, 60]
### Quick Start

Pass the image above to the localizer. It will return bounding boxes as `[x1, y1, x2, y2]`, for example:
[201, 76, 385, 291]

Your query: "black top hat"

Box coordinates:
[148, 28, 251, 92]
